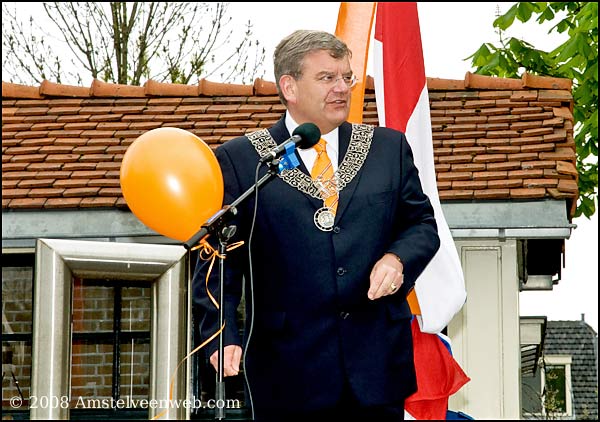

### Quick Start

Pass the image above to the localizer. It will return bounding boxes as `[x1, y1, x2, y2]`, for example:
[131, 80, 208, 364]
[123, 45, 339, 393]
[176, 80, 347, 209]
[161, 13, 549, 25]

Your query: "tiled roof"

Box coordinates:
[2, 73, 578, 216]
[544, 320, 598, 419]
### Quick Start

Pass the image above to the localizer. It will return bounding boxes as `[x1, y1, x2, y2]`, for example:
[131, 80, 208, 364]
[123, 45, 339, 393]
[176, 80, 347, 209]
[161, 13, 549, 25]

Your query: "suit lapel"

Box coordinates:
[268, 118, 322, 210]
[337, 122, 351, 167]
[268, 118, 291, 145]
[335, 122, 363, 223]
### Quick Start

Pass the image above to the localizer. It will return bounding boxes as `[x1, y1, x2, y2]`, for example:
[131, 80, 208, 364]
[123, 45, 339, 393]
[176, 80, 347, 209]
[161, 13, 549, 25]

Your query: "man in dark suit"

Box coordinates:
[193, 30, 440, 421]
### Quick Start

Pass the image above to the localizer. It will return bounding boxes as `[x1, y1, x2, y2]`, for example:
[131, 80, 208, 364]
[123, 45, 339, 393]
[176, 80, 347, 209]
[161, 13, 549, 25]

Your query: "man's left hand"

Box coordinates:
[368, 253, 404, 300]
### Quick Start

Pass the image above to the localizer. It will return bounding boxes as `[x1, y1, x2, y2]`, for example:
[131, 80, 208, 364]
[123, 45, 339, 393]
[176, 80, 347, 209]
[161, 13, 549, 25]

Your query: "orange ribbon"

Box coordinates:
[192, 239, 244, 308]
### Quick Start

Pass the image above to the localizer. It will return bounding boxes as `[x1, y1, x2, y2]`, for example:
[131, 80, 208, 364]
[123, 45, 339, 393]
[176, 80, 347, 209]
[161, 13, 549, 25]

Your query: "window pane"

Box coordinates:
[522, 370, 543, 415]
[2, 341, 31, 410]
[2, 266, 33, 334]
[119, 339, 150, 401]
[121, 286, 151, 332]
[545, 365, 566, 414]
[2, 255, 34, 412]
[72, 280, 114, 333]
[71, 340, 114, 407]
[192, 302, 247, 417]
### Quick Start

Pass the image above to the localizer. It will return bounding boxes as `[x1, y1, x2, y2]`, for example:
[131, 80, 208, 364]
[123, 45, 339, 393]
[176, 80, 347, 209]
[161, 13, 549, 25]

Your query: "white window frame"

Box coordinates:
[30, 238, 189, 420]
[542, 354, 573, 418]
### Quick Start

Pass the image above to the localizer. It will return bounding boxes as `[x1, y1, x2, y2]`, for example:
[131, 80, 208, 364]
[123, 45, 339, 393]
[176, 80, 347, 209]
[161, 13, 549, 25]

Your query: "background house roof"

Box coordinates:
[2, 72, 578, 217]
[544, 319, 598, 420]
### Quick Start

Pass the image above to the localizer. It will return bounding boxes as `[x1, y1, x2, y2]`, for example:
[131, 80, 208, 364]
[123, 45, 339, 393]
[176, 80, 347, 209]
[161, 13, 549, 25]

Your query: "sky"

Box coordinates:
[225, 2, 598, 332]
[3, 2, 597, 331]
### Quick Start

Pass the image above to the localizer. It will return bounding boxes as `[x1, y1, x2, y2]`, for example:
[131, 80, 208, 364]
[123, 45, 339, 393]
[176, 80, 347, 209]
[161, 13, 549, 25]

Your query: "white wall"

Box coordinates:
[448, 239, 522, 419]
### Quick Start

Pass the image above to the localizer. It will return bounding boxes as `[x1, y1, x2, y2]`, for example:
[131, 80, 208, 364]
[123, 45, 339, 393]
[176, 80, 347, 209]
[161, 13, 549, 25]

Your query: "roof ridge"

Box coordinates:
[2, 72, 572, 99]
[548, 319, 598, 334]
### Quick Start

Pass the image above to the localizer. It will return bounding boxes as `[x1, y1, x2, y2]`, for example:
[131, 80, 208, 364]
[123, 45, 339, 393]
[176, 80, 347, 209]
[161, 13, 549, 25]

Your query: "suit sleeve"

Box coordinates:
[192, 144, 247, 357]
[385, 129, 440, 298]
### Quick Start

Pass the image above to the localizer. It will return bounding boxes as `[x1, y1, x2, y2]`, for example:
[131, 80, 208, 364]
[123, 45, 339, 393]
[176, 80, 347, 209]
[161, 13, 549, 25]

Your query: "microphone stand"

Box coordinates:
[184, 157, 288, 420]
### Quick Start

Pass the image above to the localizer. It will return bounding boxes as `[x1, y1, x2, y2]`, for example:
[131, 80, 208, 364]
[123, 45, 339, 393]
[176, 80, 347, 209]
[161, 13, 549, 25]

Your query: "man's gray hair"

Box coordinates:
[274, 30, 352, 105]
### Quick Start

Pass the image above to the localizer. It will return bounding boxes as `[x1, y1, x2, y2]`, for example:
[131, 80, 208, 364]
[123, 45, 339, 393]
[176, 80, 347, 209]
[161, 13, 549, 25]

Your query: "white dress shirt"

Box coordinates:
[285, 113, 339, 172]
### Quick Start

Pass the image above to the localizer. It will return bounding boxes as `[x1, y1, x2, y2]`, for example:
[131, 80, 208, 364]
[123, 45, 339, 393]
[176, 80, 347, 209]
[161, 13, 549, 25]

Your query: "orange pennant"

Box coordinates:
[335, 2, 376, 124]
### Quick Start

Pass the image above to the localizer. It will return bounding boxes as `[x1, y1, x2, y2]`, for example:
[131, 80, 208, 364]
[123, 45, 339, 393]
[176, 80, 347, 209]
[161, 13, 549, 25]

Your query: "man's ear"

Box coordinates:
[279, 75, 297, 104]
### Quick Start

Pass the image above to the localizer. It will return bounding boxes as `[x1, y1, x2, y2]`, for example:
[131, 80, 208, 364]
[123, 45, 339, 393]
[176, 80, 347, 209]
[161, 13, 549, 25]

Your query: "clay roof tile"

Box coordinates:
[90, 79, 145, 97]
[253, 78, 278, 95]
[199, 79, 253, 96]
[144, 79, 200, 96]
[2, 81, 42, 99]
[40, 80, 90, 97]
[465, 72, 524, 90]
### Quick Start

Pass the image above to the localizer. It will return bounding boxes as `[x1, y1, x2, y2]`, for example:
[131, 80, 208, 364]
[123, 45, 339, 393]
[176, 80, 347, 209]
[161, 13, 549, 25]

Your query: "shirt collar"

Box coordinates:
[284, 112, 339, 155]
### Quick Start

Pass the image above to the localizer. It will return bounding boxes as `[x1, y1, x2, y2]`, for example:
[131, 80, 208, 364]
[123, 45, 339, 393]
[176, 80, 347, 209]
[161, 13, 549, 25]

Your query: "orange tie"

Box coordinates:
[311, 139, 338, 214]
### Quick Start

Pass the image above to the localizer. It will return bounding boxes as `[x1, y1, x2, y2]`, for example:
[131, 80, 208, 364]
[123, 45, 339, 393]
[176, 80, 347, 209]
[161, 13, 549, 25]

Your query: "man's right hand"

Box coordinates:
[210, 345, 242, 376]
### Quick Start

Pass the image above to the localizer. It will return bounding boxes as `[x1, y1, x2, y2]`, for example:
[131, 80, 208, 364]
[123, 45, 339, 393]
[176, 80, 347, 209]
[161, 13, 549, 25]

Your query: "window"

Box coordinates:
[70, 278, 151, 413]
[28, 238, 190, 419]
[6, 239, 238, 419]
[522, 367, 544, 417]
[191, 300, 248, 419]
[2, 253, 152, 418]
[2, 253, 34, 414]
[543, 355, 572, 418]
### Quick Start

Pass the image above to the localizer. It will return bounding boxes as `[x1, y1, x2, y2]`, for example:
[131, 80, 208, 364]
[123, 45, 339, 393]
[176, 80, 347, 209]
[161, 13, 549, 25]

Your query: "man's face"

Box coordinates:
[285, 50, 353, 134]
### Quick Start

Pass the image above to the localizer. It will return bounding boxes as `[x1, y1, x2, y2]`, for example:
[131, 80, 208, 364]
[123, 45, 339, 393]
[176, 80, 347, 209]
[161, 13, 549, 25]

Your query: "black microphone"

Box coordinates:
[258, 122, 321, 163]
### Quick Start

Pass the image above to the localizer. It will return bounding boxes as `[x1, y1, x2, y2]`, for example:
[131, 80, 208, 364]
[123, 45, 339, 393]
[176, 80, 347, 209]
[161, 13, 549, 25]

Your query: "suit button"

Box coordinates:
[340, 312, 350, 319]
[337, 267, 346, 276]
[333, 226, 341, 234]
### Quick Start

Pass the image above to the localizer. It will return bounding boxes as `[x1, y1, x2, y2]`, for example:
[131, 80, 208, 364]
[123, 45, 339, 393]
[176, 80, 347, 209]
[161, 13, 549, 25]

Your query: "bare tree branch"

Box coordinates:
[2, 2, 265, 86]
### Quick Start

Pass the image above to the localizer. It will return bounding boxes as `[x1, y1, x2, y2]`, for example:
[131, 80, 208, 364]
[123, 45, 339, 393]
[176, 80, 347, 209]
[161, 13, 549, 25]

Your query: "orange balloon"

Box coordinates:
[120, 127, 224, 242]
